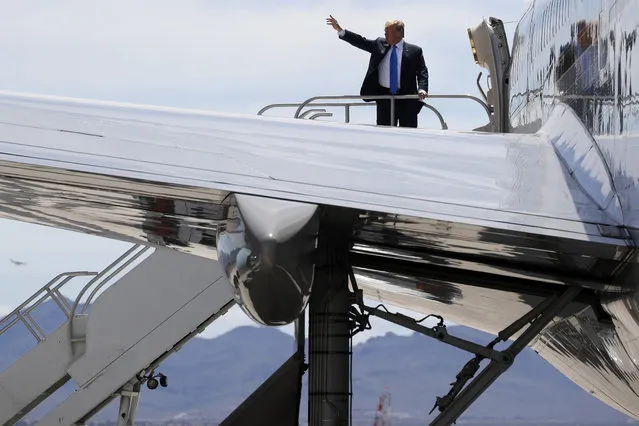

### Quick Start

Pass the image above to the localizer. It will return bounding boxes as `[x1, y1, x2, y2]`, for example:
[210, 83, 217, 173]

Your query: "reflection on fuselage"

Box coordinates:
[510, 0, 639, 226]
[505, 0, 639, 419]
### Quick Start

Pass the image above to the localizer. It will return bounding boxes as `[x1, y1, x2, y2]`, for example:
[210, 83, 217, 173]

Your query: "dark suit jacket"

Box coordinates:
[339, 29, 429, 103]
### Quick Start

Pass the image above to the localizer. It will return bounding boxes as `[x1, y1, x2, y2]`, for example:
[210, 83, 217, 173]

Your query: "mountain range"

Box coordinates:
[1, 299, 637, 425]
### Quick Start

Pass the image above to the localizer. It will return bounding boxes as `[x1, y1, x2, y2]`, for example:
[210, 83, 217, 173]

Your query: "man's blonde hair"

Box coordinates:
[384, 20, 405, 36]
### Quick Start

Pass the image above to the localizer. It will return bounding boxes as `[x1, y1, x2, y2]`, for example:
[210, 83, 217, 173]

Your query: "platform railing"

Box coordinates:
[258, 93, 493, 129]
[259, 99, 448, 128]
[0, 244, 152, 343]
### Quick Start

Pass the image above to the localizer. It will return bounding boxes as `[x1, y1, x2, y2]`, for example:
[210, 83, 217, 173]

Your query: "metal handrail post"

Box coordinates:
[24, 312, 46, 341]
[17, 312, 42, 342]
[56, 289, 73, 315]
[421, 103, 448, 130]
[44, 287, 71, 318]
[390, 96, 395, 125]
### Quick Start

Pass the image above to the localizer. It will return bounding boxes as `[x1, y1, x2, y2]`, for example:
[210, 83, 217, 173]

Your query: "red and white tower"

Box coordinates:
[372, 387, 391, 426]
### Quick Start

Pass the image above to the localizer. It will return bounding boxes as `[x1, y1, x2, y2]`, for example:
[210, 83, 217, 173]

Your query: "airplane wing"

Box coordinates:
[1, 90, 638, 418]
[0, 90, 630, 324]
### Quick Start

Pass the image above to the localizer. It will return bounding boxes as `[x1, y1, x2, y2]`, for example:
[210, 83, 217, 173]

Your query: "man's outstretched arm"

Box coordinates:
[326, 15, 376, 53]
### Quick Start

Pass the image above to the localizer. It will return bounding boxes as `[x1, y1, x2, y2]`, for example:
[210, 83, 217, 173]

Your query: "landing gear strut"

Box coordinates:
[116, 380, 141, 426]
[349, 277, 581, 425]
[307, 207, 357, 426]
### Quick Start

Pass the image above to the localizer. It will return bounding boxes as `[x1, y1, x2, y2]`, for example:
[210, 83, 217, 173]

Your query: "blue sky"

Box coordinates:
[0, 0, 531, 341]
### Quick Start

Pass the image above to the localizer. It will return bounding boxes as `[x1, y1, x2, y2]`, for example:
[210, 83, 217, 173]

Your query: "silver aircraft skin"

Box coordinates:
[0, 0, 638, 419]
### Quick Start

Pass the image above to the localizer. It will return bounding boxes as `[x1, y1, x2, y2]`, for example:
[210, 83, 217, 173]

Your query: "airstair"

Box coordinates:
[0, 244, 235, 425]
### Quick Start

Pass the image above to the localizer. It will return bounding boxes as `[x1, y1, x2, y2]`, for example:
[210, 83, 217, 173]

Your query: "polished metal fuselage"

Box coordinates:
[506, 0, 639, 418]
[510, 0, 639, 229]
[0, 0, 638, 419]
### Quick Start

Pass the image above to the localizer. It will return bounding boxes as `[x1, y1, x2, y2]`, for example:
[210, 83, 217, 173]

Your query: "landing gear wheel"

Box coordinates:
[146, 377, 159, 390]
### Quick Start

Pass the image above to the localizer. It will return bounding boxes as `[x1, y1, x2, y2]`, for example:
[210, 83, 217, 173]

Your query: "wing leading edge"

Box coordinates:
[0, 91, 622, 232]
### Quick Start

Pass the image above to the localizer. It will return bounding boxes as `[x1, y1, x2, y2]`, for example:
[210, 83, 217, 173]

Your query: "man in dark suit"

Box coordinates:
[326, 15, 429, 128]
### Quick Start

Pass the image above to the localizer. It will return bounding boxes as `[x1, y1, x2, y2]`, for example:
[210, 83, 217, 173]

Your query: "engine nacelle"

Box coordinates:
[216, 194, 319, 325]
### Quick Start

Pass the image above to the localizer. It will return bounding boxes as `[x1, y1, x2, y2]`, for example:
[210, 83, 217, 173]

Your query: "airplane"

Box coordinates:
[9, 259, 26, 266]
[0, 0, 636, 425]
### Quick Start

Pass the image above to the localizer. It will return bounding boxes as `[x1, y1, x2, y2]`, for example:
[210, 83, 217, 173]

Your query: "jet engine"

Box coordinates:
[216, 194, 319, 325]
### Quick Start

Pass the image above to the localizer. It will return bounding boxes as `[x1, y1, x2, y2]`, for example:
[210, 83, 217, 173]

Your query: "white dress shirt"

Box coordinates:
[378, 40, 403, 89]
[338, 29, 403, 89]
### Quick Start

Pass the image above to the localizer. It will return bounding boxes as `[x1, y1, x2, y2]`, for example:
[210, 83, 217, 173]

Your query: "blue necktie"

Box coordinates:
[390, 45, 398, 94]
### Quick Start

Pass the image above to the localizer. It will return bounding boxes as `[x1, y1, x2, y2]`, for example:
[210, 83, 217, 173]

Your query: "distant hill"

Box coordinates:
[1, 300, 637, 425]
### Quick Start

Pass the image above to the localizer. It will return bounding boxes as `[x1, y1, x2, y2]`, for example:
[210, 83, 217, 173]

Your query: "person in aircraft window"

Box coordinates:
[326, 15, 429, 128]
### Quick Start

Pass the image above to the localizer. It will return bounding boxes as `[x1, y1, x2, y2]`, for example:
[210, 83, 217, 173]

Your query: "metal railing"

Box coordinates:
[0, 271, 97, 342]
[71, 244, 152, 316]
[259, 99, 448, 128]
[0, 244, 152, 343]
[258, 93, 493, 130]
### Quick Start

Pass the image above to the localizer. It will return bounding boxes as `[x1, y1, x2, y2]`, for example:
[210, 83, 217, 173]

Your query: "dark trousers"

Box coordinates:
[375, 87, 419, 128]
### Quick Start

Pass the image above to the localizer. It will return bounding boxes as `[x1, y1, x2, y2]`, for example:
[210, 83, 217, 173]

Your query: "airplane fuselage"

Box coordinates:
[502, 0, 639, 419]
[510, 0, 639, 228]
